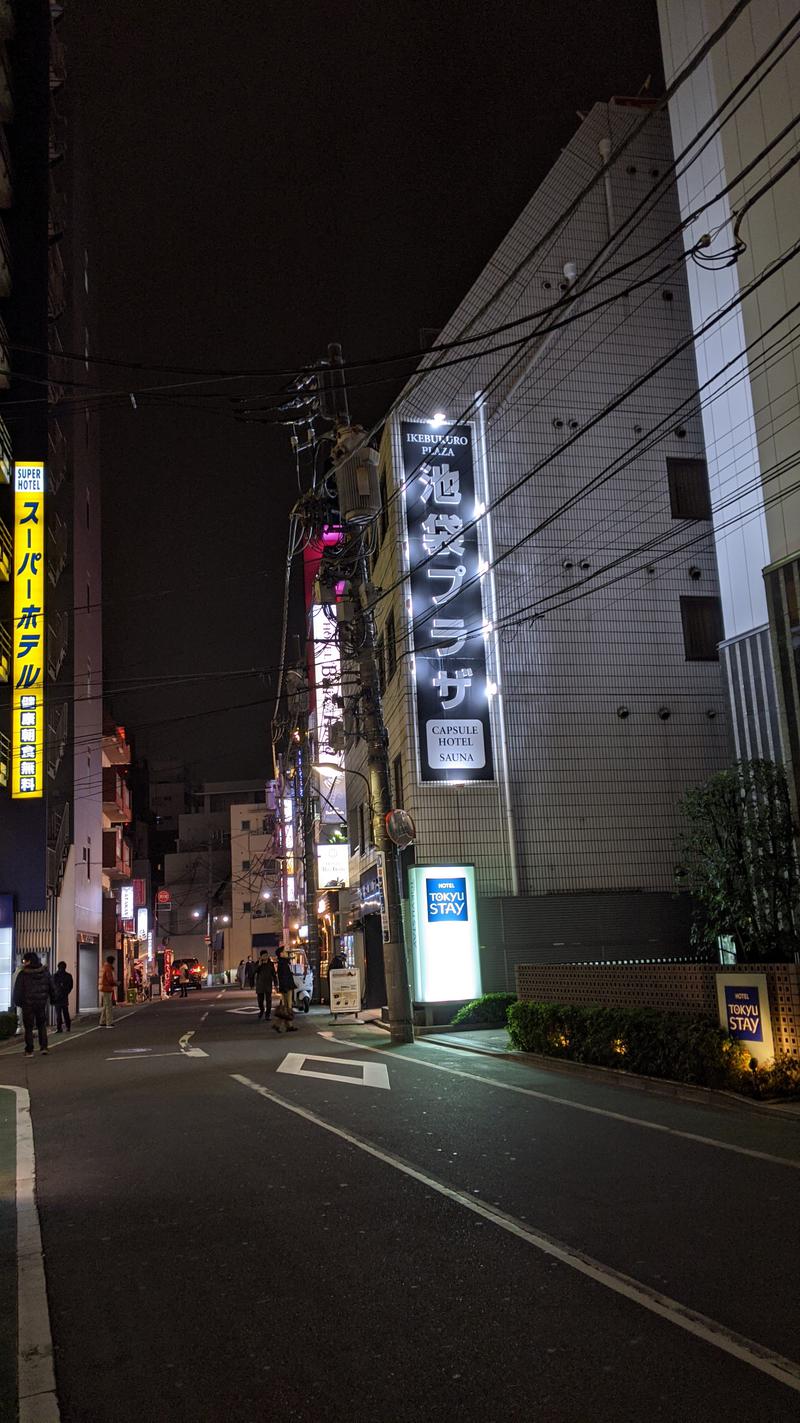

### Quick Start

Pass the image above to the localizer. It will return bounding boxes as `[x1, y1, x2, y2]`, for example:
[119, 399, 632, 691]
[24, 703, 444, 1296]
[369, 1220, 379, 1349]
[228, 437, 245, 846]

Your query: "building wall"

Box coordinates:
[364, 103, 730, 955]
[229, 800, 282, 968]
[658, 0, 800, 766]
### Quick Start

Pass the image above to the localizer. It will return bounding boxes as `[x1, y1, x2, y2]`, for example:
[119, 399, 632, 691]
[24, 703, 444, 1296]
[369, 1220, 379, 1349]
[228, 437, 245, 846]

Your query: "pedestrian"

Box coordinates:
[244, 954, 256, 989]
[273, 946, 297, 1033]
[254, 949, 276, 1020]
[330, 950, 346, 970]
[12, 952, 55, 1057]
[99, 955, 116, 1028]
[53, 960, 74, 1033]
[236, 958, 246, 988]
[179, 963, 190, 998]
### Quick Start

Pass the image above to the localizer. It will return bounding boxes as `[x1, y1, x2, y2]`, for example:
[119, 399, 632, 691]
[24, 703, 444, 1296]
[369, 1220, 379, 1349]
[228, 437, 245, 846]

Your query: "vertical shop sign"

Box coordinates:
[12, 462, 45, 799]
[401, 421, 494, 782]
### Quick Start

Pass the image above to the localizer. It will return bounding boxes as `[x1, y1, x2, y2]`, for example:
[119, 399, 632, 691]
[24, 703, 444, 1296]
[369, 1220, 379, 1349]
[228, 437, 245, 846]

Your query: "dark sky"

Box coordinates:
[72, 0, 662, 782]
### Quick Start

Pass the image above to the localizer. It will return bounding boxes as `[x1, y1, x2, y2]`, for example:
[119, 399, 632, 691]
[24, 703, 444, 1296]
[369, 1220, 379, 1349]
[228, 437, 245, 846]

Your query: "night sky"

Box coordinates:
[72, 0, 662, 781]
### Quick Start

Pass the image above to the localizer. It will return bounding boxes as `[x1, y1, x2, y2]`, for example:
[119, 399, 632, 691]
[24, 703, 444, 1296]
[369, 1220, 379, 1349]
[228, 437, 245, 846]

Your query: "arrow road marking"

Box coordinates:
[179, 1031, 208, 1058]
[276, 1052, 390, 1090]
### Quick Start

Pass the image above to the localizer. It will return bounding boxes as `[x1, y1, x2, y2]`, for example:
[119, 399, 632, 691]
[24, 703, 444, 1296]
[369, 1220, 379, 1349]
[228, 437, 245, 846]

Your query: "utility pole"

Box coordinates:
[300, 718, 321, 1000]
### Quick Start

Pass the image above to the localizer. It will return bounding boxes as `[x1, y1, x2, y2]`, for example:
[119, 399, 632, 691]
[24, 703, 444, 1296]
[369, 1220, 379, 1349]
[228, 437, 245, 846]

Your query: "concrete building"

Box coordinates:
[657, 0, 800, 798]
[0, 2, 104, 1009]
[228, 794, 283, 969]
[346, 99, 732, 991]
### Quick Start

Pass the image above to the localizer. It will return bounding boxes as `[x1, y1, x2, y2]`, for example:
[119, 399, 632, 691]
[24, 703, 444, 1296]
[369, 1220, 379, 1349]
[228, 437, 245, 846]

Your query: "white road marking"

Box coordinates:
[276, 1052, 390, 1090]
[178, 1031, 208, 1058]
[199, 1012, 209, 1023]
[106, 1052, 183, 1062]
[0, 1086, 61, 1422]
[226, 1006, 260, 1015]
[231, 1073, 800, 1395]
[319, 1034, 800, 1173]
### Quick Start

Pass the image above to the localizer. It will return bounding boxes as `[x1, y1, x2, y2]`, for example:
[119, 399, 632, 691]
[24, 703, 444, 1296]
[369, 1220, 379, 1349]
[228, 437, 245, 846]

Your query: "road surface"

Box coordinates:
[1, 987, 799, 1421]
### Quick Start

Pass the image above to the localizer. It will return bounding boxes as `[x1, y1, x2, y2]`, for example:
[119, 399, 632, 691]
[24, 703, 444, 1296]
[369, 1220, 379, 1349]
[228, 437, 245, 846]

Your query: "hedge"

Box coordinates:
[506, 1000, 746, 1089]
[451, 993, 516, 1027]
[0, 1010, 17, 1041]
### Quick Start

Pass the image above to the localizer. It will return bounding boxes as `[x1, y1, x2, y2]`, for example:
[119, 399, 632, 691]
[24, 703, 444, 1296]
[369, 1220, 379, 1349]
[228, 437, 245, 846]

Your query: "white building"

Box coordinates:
[657, 0, 800, 795]
[228, 795, 282, 969]
[348, 99, 732, 989]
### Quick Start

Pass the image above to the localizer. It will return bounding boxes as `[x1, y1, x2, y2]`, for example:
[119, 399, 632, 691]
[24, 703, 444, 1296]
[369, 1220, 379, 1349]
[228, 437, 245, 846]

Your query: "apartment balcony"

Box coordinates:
[49, 27, 65, 90]
[0, 511, 10, 581]
[0, 123, 11, 207]
[47, 421, 67, 493]
[102, 766, 132, 824]
[0, 413, 10, 483]
[0, 42, 12, 122]
[47, 512, 68, 586]
[0, 315, 9, 388]
[0, 213, 10, 296]
[0, 730, 8, 789]
[46, 610, 68, 681]
[48, 242, 65, 322]
[0, 619, 10, 681]
[102, 721, 132, 768]
[47, 701, 68, 780]
[0, 2, 15, 40]
[103, 826, 132, 880]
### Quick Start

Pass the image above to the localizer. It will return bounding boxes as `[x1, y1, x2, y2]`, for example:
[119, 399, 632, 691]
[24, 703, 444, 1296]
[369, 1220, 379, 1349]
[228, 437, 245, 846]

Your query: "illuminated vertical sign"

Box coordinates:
[400, 421, 494, 782]
[12, 462, 45, 799]
[312, 603, 346, 823]
[408, 864, 481, 1002]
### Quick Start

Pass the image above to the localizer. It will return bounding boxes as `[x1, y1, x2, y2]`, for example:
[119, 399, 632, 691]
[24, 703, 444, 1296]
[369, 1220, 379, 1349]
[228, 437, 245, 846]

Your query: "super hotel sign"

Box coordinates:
[12, 462, 45, 799]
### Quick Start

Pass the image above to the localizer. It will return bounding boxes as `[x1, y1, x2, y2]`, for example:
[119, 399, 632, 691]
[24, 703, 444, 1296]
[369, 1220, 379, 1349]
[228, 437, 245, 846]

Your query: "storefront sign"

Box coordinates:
[120, 886, 134, 921]
[0, 895, 13, 1017]
[360, 856, 390, 942]
[12, 462, 45, 799]
[715, 973, 774, 1064]
[136, 908, 148, 940]
[317, 842, 350, 888]
[329, 967, 361, 1016]
[409, 864, 481, 1003]
[401, 421, 494, 782]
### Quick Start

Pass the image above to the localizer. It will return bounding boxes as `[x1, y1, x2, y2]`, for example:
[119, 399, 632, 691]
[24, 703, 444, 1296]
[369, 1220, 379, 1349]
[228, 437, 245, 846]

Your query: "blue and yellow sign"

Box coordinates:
[12, 462, 45, 799]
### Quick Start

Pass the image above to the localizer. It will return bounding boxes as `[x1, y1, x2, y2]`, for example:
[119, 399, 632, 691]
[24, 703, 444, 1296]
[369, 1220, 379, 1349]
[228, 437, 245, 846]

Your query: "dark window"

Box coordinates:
[357, 803, 365, 852]
[241, 819, 250, 831]
[666, 457, 712, 520]
[379, 469, 389, 544]
[386, 611, 397, 681]
[243, 901, 251, 914]
[348, 806, 359, 855]
[242, 858, 250, 870]
[393, 754, 404, 809]
[680, 595, 723, 661]
[375, 634, 385, 696]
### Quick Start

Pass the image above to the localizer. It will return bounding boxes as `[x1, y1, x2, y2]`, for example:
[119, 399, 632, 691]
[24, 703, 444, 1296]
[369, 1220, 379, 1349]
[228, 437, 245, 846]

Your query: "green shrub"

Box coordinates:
[0, 1010, 18, 1041]
[451, 993, 516, 1027]
[747, 1056, 800, 1099]
[507, 1000, 745, 1089]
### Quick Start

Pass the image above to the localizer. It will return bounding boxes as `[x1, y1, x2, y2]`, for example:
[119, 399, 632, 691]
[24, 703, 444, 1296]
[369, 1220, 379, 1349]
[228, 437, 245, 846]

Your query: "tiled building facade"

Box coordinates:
[348, 102, 733, 987]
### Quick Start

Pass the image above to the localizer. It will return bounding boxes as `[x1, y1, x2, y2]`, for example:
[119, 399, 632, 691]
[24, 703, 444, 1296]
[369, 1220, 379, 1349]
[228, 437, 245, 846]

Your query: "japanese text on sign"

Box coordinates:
[12, 463, 45, 799]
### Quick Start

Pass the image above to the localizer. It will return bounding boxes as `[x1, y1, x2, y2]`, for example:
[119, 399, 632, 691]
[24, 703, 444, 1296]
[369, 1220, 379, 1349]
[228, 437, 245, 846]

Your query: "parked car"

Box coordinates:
[168, 958, 204, 993]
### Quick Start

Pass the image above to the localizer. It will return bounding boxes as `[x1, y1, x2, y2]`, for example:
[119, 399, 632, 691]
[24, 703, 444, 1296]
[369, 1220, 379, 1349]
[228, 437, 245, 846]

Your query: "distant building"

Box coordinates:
[0, 2, 104, 1009]
[228, 793, 283, 967]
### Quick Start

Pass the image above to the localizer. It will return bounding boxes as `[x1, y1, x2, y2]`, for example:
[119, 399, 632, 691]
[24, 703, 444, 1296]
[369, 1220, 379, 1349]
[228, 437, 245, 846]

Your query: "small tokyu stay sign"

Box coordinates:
[715, 972, 774, 1065]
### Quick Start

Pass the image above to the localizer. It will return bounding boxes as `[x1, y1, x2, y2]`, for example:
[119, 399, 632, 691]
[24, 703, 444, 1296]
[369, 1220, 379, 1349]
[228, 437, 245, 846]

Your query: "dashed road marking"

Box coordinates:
[231, 1072, 800, 1396]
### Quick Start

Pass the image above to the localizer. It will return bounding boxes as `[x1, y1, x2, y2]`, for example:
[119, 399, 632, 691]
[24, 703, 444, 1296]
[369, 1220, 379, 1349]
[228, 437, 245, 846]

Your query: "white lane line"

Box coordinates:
[231, 1072, 800, 1395]
[106, 1053, 183, 1062]
[319, 1034, 800, 1172]
[1, 1086, 61, 1423]
[199, 1012, 209, 1023]
[178, 1031, 208, 1059]
[0, 1007, 144, 1058]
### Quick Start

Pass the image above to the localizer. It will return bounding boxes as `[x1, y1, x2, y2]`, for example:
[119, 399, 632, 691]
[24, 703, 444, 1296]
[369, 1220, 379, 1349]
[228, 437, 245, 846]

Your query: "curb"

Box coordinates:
[420, 1034, 800, 1120]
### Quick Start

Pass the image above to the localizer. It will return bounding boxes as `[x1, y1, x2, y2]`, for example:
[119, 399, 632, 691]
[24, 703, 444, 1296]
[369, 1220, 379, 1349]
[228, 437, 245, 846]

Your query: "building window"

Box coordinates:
[375, 634, 385, 696]
[680, 595, 723, 661]
[348, 806, 359, 856]
[358, 803, 366, 852]
[241, 819, 250, 831]
[393, 754, 404, 809]
[379, 469, 389, 545]
[243, 901, 251, 914]
[386, 611, 397, 681]
[86, 489, 90, 529]
[667, 457, 711, 520]
[242, 858, 250, 871]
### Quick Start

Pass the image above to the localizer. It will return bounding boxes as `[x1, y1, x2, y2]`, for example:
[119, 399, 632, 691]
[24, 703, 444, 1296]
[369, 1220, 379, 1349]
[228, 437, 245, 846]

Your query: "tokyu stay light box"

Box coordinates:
[409, 864, 481, 1003]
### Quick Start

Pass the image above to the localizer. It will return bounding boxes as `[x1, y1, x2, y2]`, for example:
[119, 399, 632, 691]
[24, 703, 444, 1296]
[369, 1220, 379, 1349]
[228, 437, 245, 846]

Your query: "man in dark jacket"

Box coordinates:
[13, 953, 55, 1056]
[254, 950, 276, 1020]
[53, 961, 74, 1033]
[273, 947, 298, 1033]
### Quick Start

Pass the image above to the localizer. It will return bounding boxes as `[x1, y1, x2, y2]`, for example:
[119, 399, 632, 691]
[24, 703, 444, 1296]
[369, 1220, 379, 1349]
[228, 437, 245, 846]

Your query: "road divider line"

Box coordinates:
[231, 1072, 800, 1395]
[1, 1086, 60, 1423]
[319, 1034, 800, 1172]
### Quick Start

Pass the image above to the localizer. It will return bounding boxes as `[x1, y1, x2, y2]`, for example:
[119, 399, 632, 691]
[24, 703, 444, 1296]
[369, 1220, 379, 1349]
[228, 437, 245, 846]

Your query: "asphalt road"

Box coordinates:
[1, 988, 800, 1422]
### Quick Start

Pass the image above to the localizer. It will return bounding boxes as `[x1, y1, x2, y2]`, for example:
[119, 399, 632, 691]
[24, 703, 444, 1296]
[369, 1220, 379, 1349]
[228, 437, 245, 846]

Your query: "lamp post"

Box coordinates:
[313, 761, 414, 1043]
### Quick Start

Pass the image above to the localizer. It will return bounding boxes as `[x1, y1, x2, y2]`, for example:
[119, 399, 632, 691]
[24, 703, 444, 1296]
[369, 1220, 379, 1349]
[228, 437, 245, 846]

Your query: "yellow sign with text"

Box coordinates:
[12, 462, 45, 799]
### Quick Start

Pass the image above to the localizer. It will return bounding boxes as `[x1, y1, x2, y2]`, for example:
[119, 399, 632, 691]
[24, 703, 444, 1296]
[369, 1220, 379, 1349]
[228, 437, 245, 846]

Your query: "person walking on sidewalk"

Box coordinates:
[254, 949, 276, 1020]
[273, 946, 297, 1033]
[179, 963, 190, 998]
[53, 961, 74, 1033]
[99, 956, 116, 1027]
[13, 952, 55, 1057]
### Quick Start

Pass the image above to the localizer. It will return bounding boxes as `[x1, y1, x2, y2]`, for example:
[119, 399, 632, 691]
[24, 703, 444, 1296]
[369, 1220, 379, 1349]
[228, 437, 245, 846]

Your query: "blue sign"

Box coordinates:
[426, 877, 467, 922]
[724, 984, 763, 1042]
